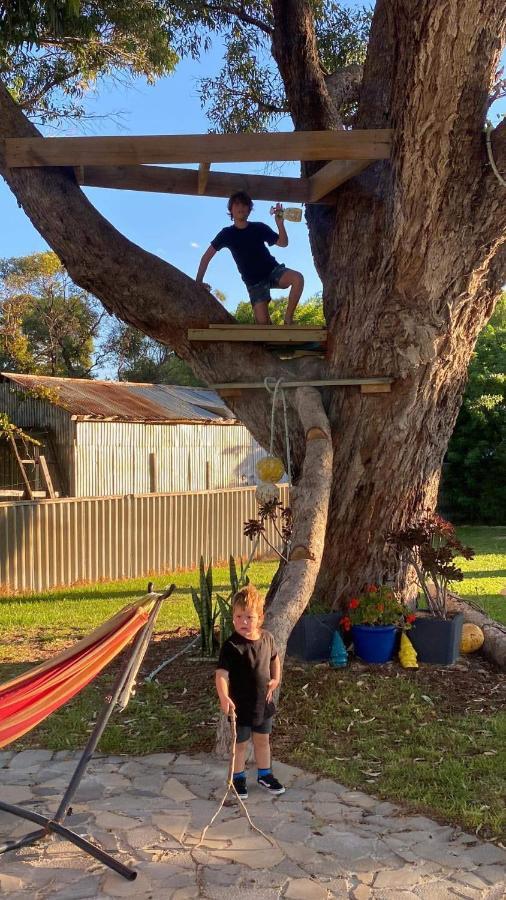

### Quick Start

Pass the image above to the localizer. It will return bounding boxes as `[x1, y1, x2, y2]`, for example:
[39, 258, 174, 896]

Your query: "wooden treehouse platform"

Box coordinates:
[4, 129, 392, 203]
[210, 377, 393, 399]
[188, 325, 327, 343]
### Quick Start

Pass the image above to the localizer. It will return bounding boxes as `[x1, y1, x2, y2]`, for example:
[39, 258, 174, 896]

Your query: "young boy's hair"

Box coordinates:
[232, 583, 264, 618]
[227, 191, 254, 219]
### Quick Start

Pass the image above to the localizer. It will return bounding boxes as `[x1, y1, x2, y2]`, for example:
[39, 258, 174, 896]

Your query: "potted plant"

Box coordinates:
[388, 514, 474, 664]
[340, 585, 413, 664]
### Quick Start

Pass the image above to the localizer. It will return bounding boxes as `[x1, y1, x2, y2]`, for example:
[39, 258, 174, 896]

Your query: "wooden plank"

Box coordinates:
[5, 129, 393, 168]
[207, 324, 325, 331]
[188, 327, 327, 343]
[211, 377, 393, 389]
[309, 159, 374, 201]
[198, 162, 210, 194]
[360, 382, 392, 393]
[78, 165, 312, 203]
[38, 454, 56, 499]
[8, 435, 34, 500]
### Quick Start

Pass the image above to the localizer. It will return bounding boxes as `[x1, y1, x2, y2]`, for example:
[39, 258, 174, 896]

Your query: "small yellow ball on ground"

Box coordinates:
[460, 623, 485, 653]
[256, 456, 284, 484]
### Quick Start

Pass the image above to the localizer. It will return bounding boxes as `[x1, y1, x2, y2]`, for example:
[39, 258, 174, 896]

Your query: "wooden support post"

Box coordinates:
[8, 435, 34, 500]
[38, 455, 56, 499]
[198, 163, 211, 194]
[309, 160, 374, 201]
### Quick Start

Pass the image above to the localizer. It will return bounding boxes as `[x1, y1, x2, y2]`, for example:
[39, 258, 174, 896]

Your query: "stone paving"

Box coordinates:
[0, 749, 505, 899]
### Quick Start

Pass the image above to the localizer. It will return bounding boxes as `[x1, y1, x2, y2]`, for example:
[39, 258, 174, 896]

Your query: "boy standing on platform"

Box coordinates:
[215, 584, 285, 799]
[196, 191, 304, 325]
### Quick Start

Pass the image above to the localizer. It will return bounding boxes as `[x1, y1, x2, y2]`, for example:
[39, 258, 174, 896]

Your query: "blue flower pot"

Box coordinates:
[351, 624, 397, 663]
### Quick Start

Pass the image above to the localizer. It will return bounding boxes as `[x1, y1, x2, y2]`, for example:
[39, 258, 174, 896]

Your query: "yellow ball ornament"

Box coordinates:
[255, 481, 280, 505]
[460, 623, 485, 654]
[256, 455, 284, 484]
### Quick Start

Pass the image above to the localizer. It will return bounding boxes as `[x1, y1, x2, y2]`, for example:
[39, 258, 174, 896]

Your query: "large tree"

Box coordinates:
[1, 1, 505, 664]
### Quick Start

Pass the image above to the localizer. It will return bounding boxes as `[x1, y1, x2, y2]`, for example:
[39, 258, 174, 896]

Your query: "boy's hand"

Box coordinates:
[220, 697, 235, 715]
[266, 679, 279, 703]
[274, 202, 284, 220]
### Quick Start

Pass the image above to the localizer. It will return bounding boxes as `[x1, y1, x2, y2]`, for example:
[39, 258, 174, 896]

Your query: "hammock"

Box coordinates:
[0, 596, 157, 748]
[0, 584, 175, 881]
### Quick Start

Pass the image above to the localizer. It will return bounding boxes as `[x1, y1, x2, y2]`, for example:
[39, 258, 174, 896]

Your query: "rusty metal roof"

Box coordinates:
[0, 373, 235, 423]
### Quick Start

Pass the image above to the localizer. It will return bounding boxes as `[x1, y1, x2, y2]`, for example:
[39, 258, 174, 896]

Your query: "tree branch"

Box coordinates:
[205, 2, 273, 36]
[0, 79, 305, 459]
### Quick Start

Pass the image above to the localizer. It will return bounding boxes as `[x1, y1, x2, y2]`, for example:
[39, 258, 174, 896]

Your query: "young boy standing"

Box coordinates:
[215, 584, 285, 798]
[196, 191, 304, 325]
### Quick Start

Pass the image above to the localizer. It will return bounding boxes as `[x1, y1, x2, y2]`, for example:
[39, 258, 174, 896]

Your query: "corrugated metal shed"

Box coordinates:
[0, 373, 265, 498]
[0, 373, 234, 423]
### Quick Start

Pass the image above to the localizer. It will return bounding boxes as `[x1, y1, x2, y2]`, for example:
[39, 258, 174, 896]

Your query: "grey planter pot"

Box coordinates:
[409, 613, 464, 665]
[287, 613, 342, 662]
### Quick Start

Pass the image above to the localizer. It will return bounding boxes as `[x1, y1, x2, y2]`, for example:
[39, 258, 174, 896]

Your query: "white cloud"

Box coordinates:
[190, 241, 200, 249]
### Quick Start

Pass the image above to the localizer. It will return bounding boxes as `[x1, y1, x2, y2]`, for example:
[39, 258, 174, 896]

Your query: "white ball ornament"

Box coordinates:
[255, 481, 280, 505]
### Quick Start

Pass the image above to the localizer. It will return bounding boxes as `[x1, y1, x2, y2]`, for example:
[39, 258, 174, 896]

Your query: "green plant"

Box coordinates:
[190, 557, 218, 657]
[340, 584, 411, 631]
[388, 514, 475, 618]
[191, 555, 251, 656]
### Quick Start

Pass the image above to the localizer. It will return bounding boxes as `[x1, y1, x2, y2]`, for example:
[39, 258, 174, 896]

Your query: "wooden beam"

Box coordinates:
[38, 454, 56, 499]
[8, 435, 33, 500]
[189, 326, 327, 342]
[77, 165, 312, 203]
[360, 382, 392, 393]
[309, 159, 374, 201]
[210, 377, 393, 389]
[198, 162, 211, 195]
[5, 129, 392, 168]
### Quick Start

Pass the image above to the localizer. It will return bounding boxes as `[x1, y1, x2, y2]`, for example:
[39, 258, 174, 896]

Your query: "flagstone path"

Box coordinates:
[0, 750, 504, 899]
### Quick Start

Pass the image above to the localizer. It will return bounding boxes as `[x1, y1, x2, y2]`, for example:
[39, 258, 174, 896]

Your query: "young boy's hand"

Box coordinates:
[266, 679, 279, 703]
[220, 697, 235, 715]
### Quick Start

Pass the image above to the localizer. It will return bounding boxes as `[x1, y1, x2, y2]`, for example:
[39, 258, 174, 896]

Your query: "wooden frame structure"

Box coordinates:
[4, 129, 392, 203]
[210, 377, 393, 398]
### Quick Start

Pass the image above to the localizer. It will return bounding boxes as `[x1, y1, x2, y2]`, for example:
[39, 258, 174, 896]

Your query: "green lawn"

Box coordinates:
[0, 529, 504, 840]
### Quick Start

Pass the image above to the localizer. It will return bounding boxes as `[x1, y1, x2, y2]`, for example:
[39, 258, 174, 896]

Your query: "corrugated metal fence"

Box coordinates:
[0, 486, 290, 593]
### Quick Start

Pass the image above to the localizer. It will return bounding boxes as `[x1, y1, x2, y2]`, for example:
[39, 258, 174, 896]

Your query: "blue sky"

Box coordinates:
[1, 38, 505, 318]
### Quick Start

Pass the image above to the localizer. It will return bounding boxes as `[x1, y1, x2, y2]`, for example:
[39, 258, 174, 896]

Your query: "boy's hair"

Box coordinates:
[227, 191, 253, 219]
[232, 583, 264, 617]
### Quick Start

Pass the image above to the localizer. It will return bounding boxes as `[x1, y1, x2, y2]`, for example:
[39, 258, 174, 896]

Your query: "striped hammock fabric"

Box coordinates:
[0, 597, 156, 749]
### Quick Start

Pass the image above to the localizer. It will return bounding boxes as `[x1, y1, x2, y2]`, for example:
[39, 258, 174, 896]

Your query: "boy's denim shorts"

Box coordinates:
[235, 716, 273, 743]
[246, 264, 287, 305]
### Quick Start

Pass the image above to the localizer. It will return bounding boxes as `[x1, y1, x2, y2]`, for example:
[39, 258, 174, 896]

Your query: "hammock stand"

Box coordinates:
[0, 583, 175, 881]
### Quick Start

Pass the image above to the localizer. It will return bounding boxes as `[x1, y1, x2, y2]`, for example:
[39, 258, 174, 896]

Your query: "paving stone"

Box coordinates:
[0, 873, 26, 891]
[448, 884, 488, 899]
[213, 837, 284, 868]
[1, 784, 33, 803]
[465, 844, 506, 866]
[41, 875, 102, 899]
[124, 824, 163, 849]
[415, 883, 466, 900]
[204, 888, 281, 900]
[350, 886, 371, 900]
[309, 802, 363, 822]
[101, 871, 152, 896]
[170, 887, 200, 899]
[373, 867, 428, 889]
[339, 791, 379, 810]
[95, 811, 142, 831]
[284, 876, 329, 898]
[271, 760, 306, 784]
[0, 749, 15, 767]
[162, 777, 198, 802]
[452, 872, 496, 890]
[474, 865, 506, 885]
[151, 812, 191, 842]
[9, 749, 53, 769]
[141, 752, 176, 767]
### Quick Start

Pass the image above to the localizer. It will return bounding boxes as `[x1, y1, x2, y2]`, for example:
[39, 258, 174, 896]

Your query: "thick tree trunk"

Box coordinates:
[1, 1, 505, 650]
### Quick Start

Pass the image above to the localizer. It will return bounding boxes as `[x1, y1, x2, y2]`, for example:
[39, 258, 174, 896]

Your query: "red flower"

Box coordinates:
[367, 584, 378, 593]
[341, 616, 352, 631]
[376, 603, 384, 612]
[349, 598, 360, 609]
[406, 613, 417, 624]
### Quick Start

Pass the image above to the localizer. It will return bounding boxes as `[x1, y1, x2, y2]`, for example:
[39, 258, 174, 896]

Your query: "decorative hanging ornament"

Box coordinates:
[399, 632, 418, 669]
[460, 623, 485, 653]
[329, 630, 348, 667]
[256, 455, 285, 484]
[255, 481, 280, 505]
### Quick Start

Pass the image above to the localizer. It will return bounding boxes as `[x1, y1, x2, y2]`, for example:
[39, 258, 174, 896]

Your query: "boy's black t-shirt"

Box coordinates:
[211, 222, 279, 286]
[217, 629, 277, 726]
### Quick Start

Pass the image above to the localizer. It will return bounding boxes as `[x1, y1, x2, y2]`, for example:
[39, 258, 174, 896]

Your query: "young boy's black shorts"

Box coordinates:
[246, 264, 286, 305]
[235, 716, 273, 743]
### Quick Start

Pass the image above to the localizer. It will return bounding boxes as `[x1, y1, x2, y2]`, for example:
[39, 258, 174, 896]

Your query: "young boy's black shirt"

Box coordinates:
[211, 222, 279, 285]
[217, 630, 277, 726]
